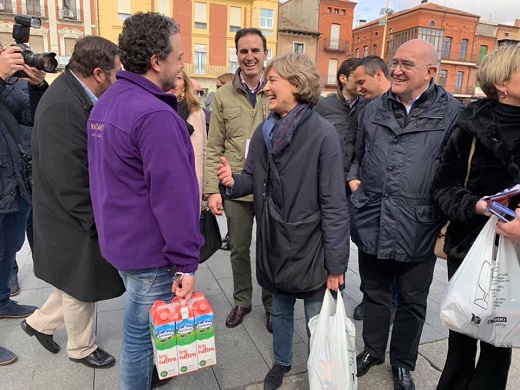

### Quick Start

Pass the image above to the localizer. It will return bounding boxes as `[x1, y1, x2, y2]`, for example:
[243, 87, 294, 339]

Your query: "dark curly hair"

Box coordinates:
[118, 12, 180, 75]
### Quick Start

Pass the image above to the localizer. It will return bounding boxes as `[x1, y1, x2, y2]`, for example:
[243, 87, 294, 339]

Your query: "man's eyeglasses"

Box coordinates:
[390, 60, 431, 71]
[195, 89, 205, 97]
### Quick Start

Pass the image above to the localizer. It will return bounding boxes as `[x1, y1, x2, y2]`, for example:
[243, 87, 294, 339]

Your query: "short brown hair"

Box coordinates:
[265, 53, 322, 107]
[68, 36, 118, 77]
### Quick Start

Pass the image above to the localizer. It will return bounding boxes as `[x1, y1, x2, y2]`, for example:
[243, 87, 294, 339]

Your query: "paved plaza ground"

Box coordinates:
[1, 216, 518, 389]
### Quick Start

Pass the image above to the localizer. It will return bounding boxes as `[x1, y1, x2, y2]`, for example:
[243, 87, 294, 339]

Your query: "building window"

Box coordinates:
[64, 37, 77, 56]
[229, 47, 238, 73]
[293, 43, 304, 53]
[157, 0, 170, 15]
[356, 48, 360, 58]
[459, 39, 468, 60]
[375, 31, 379, 37]
[118, 0, 131, 20]
[438, 69, 447, 87]
[372, 44, 377, 55]
[429, 20, 435, 27]
[194, 44, 207, 74]
[505, 32, 509, 37]
[229, 7, 242, 33]
[479, 45, 488, 63]
[327, 7, 331, 13]
[341, 10, 346, 15]
[328, 59, 338, 84]
[194, 2, 207, 29]
[334, 8, 339, 14]
[330, 23, 340, 49]
[442, 36, 452, 58]
[26, 0, 41, 15]
[363, 45, 368, 57]
[260, 8, 274, 35]
[455, 71, 464, 92]
[61, 0, 77, 18]
[265, 48, 273, 66]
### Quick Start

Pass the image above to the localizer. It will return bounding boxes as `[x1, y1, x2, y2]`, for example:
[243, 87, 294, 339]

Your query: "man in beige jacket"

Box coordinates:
[204, 28, 272, 332]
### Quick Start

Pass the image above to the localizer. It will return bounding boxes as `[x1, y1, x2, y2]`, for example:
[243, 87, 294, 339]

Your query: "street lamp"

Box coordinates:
[380, 0, 391, 59]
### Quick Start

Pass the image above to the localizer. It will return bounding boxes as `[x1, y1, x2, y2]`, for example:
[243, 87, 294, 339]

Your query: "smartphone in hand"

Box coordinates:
[487, 201, 516, 222]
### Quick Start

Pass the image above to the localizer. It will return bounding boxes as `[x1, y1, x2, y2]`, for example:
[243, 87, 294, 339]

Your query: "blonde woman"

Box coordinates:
[170, 70, 207, 199]
[433, 45, 520, 390]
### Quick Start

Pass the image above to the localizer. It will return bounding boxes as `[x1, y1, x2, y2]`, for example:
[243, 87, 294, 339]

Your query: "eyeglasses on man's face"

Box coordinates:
[390, 60, 431, 71]
[195, 89, 205, 97]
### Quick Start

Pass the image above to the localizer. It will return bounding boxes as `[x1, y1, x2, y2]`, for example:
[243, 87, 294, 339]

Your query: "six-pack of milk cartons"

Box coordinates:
[149, 292, 216, 381]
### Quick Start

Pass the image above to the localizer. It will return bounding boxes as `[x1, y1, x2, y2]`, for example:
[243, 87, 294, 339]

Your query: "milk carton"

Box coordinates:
[174, 301, 198, 374]
[191, 294, 217, 368]
[149, 301, 179, 379]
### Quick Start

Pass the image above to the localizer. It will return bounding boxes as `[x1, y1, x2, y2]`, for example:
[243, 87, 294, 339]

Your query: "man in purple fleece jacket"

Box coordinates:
[87, 12, 203, 390]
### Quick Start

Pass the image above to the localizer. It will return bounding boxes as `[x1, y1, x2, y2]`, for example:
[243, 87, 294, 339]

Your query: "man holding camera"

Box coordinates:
[0, 43, 48, 365]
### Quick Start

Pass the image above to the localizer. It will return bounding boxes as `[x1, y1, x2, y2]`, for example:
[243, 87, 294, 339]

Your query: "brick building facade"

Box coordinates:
[280, 0, 356, 94]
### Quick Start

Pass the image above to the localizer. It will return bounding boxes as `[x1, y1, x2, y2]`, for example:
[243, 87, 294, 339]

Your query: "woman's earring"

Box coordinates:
[500, 90, 508, 99]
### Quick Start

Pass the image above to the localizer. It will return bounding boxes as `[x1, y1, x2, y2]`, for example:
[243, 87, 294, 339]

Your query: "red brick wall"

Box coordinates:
[317, 0, 355, 87]
[172, 0, 193, 63]
[209, 3, 227, 67]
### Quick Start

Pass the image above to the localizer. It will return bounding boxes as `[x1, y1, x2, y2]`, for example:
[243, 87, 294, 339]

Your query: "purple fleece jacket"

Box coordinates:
[88, 71, 203, 273]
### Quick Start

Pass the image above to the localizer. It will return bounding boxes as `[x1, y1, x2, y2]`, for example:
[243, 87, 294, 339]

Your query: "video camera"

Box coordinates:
[11, 15, 58, 78]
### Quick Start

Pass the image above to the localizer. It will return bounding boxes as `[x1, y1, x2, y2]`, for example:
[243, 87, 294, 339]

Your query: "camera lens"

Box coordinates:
[23, 51, 58, 73]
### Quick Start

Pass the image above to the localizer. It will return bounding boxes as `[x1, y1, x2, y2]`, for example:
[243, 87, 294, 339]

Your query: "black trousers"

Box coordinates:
[436, 257, 512, 390]
[359, 251, 435, 370]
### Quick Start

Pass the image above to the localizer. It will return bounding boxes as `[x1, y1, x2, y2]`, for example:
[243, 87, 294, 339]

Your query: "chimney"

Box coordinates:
[359, 19, 367, 25]
[421, 0, 428, 3]
[515, 19, 520, 27]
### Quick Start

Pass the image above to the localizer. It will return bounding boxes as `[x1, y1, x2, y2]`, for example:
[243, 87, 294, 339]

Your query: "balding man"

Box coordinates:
[191, 78, 211, 133]
[347, 39, 463, 390]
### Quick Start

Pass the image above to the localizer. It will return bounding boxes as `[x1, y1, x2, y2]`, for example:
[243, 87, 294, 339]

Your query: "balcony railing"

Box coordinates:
[440, 53, 476, 63]
[323, 38, 349, 52]
[184, 63, 230, 78]
[442, 84, 476, 95]
[58, 7, 81, 22]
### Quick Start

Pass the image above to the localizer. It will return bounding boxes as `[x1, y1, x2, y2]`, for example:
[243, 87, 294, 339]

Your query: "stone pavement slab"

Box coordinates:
[1, 215, 517, 389]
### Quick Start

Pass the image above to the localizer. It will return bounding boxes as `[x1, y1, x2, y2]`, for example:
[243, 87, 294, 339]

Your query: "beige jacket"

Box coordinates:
[188, 108, 207, 202]
[204, 72, 270, 201]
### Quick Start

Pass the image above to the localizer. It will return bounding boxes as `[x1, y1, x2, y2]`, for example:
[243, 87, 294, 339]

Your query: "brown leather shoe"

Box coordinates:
[225, 306, 251, 328]
[266, 312, 273, 334]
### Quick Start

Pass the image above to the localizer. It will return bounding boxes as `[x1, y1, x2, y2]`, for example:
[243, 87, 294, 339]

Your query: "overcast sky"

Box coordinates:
[354, 0, 519, 26]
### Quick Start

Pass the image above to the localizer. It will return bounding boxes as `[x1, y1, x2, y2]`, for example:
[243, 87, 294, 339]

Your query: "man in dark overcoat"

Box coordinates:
[21, 36, 124, 369]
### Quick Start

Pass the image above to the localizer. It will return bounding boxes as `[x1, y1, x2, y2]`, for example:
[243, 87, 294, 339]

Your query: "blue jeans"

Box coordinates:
[0, 195, 30, 307]
[118, 267, 174, 390]
[271, 290, 325, 366]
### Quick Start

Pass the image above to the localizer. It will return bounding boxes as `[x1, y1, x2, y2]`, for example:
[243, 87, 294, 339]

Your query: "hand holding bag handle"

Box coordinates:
[199, 203, 222, 263]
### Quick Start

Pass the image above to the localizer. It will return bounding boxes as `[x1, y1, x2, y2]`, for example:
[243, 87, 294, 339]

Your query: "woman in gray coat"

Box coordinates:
[217, 53, 350, 390]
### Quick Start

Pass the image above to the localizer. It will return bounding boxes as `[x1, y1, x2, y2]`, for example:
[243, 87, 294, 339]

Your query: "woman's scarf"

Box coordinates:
[262, 104, 311, 156]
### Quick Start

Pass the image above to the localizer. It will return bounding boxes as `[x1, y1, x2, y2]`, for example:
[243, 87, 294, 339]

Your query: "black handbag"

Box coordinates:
[199, 208, 222, 263]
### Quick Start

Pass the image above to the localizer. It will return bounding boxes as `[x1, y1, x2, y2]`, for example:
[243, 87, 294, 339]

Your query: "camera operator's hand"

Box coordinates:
[0, 46, 24, 81]
[20, 64, 46, 87]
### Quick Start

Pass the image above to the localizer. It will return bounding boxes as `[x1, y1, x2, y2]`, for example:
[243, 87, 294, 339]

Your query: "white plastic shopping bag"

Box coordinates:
[308, 289, 357, 390]
[440, 215, 520, 347]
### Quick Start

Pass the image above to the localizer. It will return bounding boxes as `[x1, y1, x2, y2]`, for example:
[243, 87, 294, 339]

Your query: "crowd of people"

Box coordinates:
[1, 9, 519, 390]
